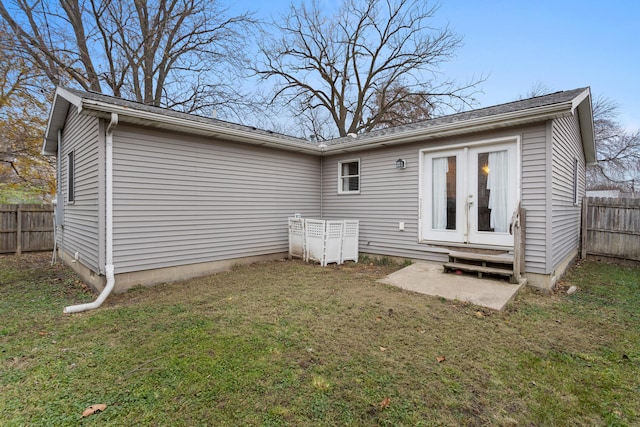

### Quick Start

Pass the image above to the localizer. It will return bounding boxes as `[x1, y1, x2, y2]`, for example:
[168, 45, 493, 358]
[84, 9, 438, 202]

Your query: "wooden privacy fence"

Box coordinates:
[0, 204, 55, 254]
[581, 197, 640, 262]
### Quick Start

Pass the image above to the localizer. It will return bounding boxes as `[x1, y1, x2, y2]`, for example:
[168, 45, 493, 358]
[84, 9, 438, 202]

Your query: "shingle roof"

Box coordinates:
[46, 86, 593, 160]
[61, 87, 308, 145]
[327, 87, 589, 146]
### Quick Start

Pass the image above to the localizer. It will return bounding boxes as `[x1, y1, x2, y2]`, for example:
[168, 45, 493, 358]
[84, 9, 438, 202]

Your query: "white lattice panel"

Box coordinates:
[289, 218, 360, 267]
[341, 220, 359, 263]
[324, 221, 344, 265]
[288, 218, 305, 259]
[305, 219, 325, 264]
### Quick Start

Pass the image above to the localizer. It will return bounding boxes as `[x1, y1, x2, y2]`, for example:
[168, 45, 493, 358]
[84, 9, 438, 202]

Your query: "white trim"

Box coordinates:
[418, 136, 521, 247]
[78, 100, 319, 155]
[43, 87, 593, 159]
[324, 103, 572, 154]
[419, 135, 522, 153]
[337, 158, 361, 195]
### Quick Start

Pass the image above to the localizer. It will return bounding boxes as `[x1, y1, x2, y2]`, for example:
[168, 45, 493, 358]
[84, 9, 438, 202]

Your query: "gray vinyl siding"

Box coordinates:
[111, 125, 321, 273]
[520, 125, 549, 273]
[550, 115, 584, 269]
[322, 144, 440, 261]
[322, 124, 550, 272]
[58, 106, 102, 271]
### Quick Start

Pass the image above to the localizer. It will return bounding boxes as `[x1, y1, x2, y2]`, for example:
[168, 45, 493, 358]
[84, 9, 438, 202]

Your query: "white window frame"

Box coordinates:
[67, 151, 75, 203]
[338, 159, 361, 194]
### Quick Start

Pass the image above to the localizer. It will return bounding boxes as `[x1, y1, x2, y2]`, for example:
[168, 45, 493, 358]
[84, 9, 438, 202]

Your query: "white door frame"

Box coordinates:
[418, 136, 521, 247]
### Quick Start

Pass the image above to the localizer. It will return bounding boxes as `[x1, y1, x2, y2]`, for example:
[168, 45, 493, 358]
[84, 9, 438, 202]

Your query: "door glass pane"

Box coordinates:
[478, 150, 509, 233]
[477, 153, 491, 231]
[432, 156, 456, 230]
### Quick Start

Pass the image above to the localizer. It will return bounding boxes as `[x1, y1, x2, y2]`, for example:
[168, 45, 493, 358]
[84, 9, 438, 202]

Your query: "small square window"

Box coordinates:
[338, 160, 360, 194]
[67, 151, 75, 203]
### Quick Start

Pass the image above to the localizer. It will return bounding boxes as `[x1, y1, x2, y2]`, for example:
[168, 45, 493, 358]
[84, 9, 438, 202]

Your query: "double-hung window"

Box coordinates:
[338, 160, 360, 194]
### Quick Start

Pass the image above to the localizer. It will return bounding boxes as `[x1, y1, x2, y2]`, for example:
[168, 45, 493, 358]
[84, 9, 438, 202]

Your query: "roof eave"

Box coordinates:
[42, 87, 84, 156]
[78, 100, 318, 155]
[323, 102, 574, 154]
[571, 88, 596, 164]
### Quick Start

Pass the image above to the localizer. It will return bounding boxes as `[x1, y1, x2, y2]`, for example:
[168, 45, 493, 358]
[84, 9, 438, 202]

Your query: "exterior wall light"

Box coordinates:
[396, 158, 406, 169]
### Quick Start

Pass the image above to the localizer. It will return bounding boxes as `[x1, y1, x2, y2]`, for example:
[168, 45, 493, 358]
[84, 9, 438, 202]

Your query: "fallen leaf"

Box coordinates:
[82, 403, 107, 417]
[416, 328, 426, 333]
[379, 346, 387, 352]
[375, 316, 382, 322]
[378, 397, 391, 410]
[436, 355, 446, 363]
[474, 311, 484, 318]
[38, 331, 47, 336]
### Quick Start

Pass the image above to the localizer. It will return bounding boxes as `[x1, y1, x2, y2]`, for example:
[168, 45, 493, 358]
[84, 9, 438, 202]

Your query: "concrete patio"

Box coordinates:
[379, 261, 527, 310]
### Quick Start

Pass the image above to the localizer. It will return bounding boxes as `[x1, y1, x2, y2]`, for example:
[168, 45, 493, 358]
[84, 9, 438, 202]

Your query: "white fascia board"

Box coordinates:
[571, 88, 596, 164]
[323, 102, 575, 154]
[78, 100, 319, 155]
[42, 88, 84, 156]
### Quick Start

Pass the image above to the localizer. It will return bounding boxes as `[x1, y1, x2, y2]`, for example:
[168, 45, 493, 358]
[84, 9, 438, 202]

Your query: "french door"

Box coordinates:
[421, 141, 519, 247]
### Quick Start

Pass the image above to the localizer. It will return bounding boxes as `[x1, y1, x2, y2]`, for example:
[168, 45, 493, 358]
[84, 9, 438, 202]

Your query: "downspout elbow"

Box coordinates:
[63, 265, 115, 313]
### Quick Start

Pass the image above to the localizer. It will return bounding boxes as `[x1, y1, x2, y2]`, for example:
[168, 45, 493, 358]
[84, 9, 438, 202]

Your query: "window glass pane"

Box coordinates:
[68, 152, 75, 202]
[348, 162, 358, 175]
[477, 152, 491, 231]
[348, 176, 359, 191]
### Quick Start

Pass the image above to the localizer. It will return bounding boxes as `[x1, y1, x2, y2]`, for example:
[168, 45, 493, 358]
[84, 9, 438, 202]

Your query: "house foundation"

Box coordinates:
[58, 248, 288, 294]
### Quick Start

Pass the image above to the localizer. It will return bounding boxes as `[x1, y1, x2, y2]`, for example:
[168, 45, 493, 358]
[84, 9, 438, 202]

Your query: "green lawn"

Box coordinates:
[1, 253, 638, 426]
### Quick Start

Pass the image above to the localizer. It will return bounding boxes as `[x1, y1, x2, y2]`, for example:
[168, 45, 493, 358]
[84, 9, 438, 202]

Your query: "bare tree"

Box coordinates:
[0, 0, 255, 115]
[255, 0, 482, 138]
[519, 85, 639, 192]
[588, 96, 640, 192]
[370, 83, 433, 128]
[517, 81, 553, 100]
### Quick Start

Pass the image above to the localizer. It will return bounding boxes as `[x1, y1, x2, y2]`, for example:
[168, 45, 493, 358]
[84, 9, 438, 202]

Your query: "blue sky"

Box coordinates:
[234, 0, 639, 130]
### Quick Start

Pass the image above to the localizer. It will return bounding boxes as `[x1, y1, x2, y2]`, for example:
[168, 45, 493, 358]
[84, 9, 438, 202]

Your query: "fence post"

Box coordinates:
[16, 205, 22, 255]
[580, 197, 588, 259]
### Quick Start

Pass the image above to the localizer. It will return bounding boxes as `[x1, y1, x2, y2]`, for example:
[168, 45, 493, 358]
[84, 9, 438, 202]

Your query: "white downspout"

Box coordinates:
[64, 113, 119, 314]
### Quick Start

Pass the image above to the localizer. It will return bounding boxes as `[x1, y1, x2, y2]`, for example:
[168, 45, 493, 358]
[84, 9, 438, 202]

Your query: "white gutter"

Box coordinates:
[323, 101, 575, 153]
[64, 112, 119, 314]
[79, 98, 573, 156]
[78, 100, 319, 155]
